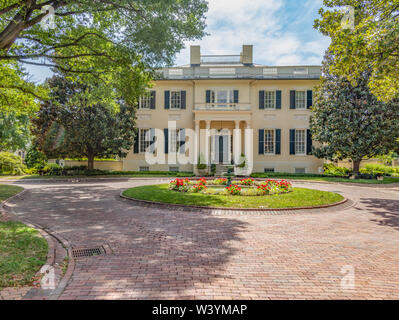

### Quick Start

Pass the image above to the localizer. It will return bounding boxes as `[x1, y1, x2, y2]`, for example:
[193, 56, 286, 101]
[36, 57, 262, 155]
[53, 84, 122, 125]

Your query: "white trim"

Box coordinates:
[264, 128, 276, 156]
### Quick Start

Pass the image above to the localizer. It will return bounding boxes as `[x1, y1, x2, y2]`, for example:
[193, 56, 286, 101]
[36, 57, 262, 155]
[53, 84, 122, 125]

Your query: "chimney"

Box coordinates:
[190, 45, 201, 66]
[242, 45, 253, 65]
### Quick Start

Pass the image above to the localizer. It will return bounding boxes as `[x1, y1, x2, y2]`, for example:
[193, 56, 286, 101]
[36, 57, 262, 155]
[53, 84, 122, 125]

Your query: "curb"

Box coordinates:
[1, 189, 75, 300]
[119, 190, 349, 213]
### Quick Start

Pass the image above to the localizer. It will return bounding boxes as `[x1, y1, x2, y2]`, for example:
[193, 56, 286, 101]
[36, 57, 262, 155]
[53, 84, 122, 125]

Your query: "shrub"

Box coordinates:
[24, 168, 38, 175]
[190, 183, 207, 193]
[323, 163, 350, 176]
[0, 152, 26, 175]
[24, 145, 47, 169]
[360, 164, 396, 176]
[226, 184, 241, 195]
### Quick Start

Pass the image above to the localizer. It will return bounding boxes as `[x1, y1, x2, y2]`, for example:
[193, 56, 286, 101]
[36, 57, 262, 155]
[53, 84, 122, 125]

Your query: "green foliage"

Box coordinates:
[323, 163, 350, 176]
[310, 51, 399, 172]
[31, 76, 137, 169]
[314, 0, 399, 102]
[0, 152, 25, 175]
[360, 164, 399, 176]
[24, 144, 47, 169]
[0, 111, 30, 152]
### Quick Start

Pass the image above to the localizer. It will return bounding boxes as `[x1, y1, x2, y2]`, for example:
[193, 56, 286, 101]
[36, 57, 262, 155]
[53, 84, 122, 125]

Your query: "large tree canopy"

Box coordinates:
[310, 52, 399, 174]
[0, 0, 208, 108]
[31, 75, 138, 170]
[314, 0, 399, 102]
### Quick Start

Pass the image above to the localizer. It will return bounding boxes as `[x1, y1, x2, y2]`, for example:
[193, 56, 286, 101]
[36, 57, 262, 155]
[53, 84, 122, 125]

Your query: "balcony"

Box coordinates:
[194, 103, 252, 111]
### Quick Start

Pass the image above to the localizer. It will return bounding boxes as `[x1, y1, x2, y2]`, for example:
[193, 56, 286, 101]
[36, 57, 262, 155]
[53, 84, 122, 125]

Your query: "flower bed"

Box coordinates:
[168, 178, 293, 196]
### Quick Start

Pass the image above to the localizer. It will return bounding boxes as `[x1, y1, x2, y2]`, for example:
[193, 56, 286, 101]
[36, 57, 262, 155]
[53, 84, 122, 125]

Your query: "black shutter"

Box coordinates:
[150, 91, 156, 109]
[164, 91, 170, 109]
[149, 128, 155, 153]
[234, 90, 239, 103]
[258, 129, 265, 155]
[275, 129, 281, 155]
[206, 90, 211, 103]
[290, 129, 296, 155]
[164, 129, 169, 154]
[290, 91, 296, 109]
[133, 128, 139, 154]
[307, 90, 313, 109]
[181, 91, 186, 109]
[276, 90, 281, 109]
[259, 91, 265, 109]
[307, 129, 313, 155]
[179, 129, 186, 154]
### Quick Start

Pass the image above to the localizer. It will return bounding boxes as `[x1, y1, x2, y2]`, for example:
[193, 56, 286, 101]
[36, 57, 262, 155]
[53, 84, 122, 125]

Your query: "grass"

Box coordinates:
[0, 185, 48, 289]
[123, 184, 344, 209]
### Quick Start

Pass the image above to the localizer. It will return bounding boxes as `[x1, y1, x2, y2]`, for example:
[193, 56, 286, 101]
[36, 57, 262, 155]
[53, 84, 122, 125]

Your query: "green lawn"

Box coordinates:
[0, 185, 48, 289]
[123, 184, 344, 209]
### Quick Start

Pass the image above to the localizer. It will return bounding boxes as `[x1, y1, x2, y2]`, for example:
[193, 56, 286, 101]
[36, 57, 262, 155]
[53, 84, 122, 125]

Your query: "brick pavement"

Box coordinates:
[2, 179, 399, 300]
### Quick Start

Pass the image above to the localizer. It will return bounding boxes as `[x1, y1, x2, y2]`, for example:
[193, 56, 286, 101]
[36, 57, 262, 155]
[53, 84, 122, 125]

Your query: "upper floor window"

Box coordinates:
[264, 129, 275, 154]
[264, 91, 276, 109]
[295, 129, 306, 155]
[170, 91, 182, 109]
[295, 91, 306, 109]
[139, 92, 152, 109]
[207, 89, 238, 106]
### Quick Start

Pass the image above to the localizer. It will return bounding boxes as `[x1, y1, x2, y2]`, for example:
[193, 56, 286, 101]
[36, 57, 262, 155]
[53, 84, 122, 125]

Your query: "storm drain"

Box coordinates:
[72, 246, 106, 258]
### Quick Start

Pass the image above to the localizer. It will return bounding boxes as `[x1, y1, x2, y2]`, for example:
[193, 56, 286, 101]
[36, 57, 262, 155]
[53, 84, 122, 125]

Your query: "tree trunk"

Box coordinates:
[87, 154, 95, 170]
[352, 159, 361, 175]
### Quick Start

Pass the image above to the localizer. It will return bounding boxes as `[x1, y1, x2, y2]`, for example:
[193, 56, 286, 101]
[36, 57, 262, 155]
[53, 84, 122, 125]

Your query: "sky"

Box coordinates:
[26, 0, 330, 82]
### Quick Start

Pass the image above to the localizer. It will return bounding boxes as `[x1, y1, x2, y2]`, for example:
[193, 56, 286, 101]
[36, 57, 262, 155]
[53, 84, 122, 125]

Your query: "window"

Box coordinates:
[295, 129, 306, 155]
[139, 129, 150, 153]
[139, 166, 149, 172]
[169, 128, 182, 153]
[264, 168, 275, 173]
[264, 129, 275, 154]
[139, 92, 151, 109]
[264, 91, 276, 109]
[209, 89, 235, 106]
[295, 168, 306, 174]
[295, 91, 306, 109]
[170, 91, 182, 109]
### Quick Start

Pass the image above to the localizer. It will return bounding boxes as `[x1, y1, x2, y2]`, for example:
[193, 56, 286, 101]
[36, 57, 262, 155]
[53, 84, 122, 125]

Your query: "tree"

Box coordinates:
[31, 75, 137, 170]
[25, 143, 47, 169]
[314, 0, 399, 102]
[310, 52, 399, 174]
[0, 111, 30, 152]
[0, 0, 208, 107]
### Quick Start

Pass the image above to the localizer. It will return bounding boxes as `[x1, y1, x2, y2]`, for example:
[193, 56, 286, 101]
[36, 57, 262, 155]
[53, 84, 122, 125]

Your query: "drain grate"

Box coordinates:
[72, 246, 106, 258]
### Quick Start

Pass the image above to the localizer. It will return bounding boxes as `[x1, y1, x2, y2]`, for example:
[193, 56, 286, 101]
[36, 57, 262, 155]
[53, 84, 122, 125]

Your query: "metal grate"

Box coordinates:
[72, 246, 105, 258]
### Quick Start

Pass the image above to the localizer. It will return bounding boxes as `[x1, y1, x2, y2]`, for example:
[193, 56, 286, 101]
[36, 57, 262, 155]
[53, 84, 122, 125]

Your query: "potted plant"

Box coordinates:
[234, 153, 249, 176]
[196, 153, 208, 176]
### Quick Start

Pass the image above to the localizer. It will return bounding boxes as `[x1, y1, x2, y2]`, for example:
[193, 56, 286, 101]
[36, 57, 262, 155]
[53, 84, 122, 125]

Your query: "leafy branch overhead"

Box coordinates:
[314, 0, 399, 102]
[0, 0, 208, 110]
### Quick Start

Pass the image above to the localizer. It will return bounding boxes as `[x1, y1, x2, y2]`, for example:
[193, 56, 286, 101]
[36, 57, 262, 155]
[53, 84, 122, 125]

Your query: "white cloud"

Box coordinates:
[175, 0, 330, 66]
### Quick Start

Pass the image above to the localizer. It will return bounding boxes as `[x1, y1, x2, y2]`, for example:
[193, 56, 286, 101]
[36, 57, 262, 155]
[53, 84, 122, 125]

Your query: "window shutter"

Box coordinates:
[179, 129, 186, 154]
[164, 129, 169, 154]
[307, 129, 313, 155]
[164, 91, 170, 109]
[149, 128, 155, 153]
[275, 129, 281, 155]
[276, 90, 281, 109]
[181, 91, 186, 109]
[258, 129, 265, 155]
[259, 91, 265, 109]
[133, 129, 139, 154]
[307, 90, 313, 109]
[290, 129, 296, 155]
[150, 91, 156, 109]
[290, 91, 296, 109]
[234, 90, 239, 103]
[206, 90, 211, 103]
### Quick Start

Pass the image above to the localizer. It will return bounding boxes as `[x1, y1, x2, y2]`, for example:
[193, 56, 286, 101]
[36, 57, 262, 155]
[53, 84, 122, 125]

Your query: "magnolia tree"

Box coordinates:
[310, 52, 399, 174]
[32, 76, 136, 170]
[314, 0, 399, 102]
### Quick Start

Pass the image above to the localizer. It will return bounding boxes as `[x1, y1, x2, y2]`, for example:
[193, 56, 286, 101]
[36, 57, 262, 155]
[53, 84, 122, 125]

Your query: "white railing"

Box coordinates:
[194, 103, 252, 111]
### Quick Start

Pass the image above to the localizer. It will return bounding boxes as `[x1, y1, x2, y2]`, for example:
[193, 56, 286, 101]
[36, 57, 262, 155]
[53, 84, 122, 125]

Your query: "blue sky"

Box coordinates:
[26, 0, 330, 82]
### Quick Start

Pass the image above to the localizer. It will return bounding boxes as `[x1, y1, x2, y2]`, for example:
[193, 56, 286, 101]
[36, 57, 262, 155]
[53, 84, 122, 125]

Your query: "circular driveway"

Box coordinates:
[5, 179, 399, 299]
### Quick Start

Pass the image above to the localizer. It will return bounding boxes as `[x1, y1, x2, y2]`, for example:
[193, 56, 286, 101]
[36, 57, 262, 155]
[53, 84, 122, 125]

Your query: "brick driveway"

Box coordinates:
[5, 179, 399, 299]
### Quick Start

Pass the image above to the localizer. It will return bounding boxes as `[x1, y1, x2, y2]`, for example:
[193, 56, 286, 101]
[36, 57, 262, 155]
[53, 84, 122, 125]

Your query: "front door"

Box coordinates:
[213, 134, 231, 164]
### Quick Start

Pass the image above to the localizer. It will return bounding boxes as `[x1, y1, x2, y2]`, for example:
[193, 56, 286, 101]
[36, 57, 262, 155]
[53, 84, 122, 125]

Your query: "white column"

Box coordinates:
[194, 120, 200, 165]
[205, 121, 211, 166]
[244, 121, 253, 172]
[234, 120, 241, 165]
